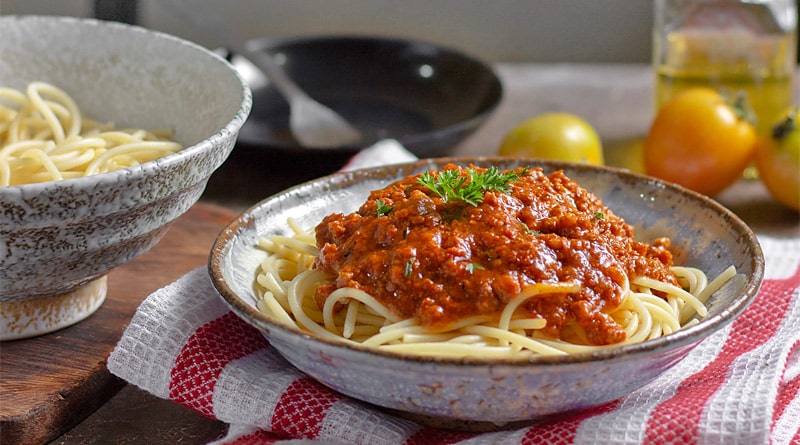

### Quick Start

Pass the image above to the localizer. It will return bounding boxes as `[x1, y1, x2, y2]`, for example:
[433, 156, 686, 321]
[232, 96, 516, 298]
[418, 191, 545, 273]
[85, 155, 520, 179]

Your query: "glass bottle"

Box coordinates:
[653, 0, 798, 136]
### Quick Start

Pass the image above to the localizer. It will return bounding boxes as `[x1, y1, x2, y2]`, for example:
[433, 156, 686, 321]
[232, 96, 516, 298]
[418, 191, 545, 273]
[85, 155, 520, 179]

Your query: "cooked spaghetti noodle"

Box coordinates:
[0, 82, 182, 186]
[253, 165, 735, 357]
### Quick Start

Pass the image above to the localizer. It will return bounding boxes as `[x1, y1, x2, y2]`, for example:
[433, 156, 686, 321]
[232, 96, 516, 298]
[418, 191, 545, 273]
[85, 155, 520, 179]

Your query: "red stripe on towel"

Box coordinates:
[521, 400, 621, 445]
[169, 312, 269, 417]
[404, 428, 477, 445]
[271, 377, 341, 439]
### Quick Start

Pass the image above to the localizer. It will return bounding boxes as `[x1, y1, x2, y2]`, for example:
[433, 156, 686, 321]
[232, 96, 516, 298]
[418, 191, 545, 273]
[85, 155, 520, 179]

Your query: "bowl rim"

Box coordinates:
[0, 14, 253, 196]
[209, 157, 765, 367]
[239, 33, 504, 153]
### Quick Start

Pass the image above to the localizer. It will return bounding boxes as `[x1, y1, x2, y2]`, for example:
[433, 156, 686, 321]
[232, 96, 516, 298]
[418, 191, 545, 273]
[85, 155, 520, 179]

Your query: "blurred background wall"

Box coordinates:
[1, 0, 654, 63]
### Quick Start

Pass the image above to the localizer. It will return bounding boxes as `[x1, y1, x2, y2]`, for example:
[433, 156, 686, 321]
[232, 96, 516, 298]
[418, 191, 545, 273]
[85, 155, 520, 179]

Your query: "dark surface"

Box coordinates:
[236, 35, 502, 158]
[51, 386, 226, 445]
[202, 140, 354, 207]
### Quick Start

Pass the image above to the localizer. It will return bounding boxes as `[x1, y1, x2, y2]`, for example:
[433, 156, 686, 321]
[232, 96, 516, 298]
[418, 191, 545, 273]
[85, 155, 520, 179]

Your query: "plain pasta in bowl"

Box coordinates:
[0, 82, 182, 186]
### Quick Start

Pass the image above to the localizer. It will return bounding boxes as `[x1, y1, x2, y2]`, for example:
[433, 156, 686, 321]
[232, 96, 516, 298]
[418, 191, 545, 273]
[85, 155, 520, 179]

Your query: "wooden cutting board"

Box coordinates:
[0, 202, 237, 445]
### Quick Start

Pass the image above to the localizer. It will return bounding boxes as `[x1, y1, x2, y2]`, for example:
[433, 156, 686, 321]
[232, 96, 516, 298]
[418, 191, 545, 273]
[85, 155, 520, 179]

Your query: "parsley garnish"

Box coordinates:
[404, 257, 416, 278]
[465, 263, 485, 274]
[417, 166, 525, 206]
[593, 211, 605, 219]
[376, 199, 393, 217]
[520, 221, 541, 235]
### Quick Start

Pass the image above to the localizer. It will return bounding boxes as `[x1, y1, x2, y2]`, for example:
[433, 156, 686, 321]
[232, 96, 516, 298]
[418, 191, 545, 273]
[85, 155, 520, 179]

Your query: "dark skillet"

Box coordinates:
[234, 35, 502, 160]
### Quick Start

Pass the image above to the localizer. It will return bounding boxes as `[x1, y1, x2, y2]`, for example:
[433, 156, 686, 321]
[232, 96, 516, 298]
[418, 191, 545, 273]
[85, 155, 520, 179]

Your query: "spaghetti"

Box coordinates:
[254, 165, 735, 357]
[0, 82, 182, 186]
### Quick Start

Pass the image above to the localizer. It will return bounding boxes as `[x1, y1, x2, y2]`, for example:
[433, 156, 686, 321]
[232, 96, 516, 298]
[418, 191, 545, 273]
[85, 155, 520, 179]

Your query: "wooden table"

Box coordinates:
[44, 63, 799, 444]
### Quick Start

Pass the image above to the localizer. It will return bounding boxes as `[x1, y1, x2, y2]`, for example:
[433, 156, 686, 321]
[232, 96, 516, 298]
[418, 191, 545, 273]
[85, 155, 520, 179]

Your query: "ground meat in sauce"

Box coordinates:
[313, 164, 678, 346]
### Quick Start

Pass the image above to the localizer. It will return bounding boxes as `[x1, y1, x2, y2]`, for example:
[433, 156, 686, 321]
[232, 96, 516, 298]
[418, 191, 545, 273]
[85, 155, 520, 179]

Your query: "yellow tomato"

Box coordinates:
[755, 108, 800, 211]
[498, 113, 604, 165]
[644, 88, 757, 196]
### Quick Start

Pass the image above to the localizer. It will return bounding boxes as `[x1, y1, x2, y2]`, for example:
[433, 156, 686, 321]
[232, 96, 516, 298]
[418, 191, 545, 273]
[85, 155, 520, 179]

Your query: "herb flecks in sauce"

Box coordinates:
[376, 199, 393, 217]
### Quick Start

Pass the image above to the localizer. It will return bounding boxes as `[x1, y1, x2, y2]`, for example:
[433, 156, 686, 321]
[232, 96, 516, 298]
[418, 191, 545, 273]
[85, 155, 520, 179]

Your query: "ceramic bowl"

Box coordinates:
[0, 16, 252, 339]
[235, 35, 502, 158]
[209, 158, 763, 427]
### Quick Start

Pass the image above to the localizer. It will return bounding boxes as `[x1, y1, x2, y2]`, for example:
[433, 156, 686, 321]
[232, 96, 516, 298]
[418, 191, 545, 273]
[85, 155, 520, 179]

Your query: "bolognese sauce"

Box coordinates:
[314, 164, 678, 346]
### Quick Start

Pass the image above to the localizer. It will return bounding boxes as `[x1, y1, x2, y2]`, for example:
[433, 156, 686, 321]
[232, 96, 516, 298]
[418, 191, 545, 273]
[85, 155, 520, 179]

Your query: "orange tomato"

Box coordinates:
[755, 108, 800, 211]
[644, 88, 757, 196]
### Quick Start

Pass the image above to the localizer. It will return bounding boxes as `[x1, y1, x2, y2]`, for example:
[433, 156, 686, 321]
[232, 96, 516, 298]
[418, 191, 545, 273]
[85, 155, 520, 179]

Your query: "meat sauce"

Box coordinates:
[314, 164, 677, 345]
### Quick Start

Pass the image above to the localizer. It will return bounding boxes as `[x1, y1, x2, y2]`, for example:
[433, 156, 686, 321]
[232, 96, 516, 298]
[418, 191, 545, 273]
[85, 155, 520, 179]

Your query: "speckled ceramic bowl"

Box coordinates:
[1, 16, 252, 339]
[209, 158, 763, 427]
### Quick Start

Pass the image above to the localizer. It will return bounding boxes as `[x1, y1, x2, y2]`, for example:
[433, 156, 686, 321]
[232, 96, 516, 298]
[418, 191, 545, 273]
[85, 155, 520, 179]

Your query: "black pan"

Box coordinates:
[234, 35, 503, 159]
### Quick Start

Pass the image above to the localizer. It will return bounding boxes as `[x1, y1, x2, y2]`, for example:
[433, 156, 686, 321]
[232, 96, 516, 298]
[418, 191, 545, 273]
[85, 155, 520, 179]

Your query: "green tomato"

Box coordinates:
[497, 113, 604, 165]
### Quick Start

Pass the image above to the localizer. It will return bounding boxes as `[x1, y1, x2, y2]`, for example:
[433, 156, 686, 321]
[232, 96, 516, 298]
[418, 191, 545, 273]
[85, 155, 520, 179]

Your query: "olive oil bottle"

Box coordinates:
[653, 0, 797, 136]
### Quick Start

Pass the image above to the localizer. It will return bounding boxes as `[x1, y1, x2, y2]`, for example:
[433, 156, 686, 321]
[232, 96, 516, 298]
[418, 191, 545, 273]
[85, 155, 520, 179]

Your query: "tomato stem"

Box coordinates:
[772, 108, 798, 141]
[729, 90, 758, 127]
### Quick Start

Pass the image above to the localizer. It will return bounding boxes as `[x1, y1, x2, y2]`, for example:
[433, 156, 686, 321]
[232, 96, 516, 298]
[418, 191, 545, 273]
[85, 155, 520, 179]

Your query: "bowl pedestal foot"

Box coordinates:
[1, 276, 108, 341]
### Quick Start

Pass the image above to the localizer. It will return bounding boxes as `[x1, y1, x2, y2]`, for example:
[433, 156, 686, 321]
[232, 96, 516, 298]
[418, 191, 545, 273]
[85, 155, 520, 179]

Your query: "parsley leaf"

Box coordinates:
[465, 263, 485, 274]
[376, 199, 393, 217]
[520, 221, 541, 235]
[404, 257, 416, 278]
[417, 166, 525, 206]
